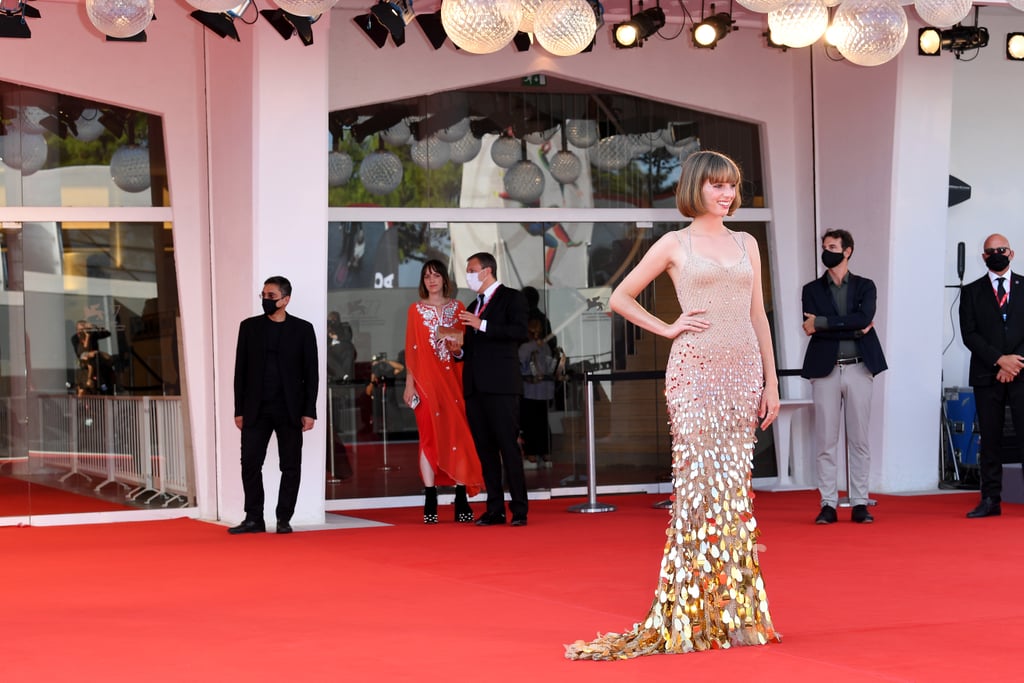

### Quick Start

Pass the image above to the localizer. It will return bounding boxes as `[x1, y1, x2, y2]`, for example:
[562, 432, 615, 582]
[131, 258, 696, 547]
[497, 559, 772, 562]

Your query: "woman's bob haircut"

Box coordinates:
[675, 151, 743, 218]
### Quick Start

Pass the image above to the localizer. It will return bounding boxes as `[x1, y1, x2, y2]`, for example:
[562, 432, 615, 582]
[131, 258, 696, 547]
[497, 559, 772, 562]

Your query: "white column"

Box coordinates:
[209, 18, 330, 527]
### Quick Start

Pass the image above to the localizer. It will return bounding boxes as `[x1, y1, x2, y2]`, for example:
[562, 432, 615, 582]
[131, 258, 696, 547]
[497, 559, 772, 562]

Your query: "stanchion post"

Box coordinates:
[568, 371, 615, 514]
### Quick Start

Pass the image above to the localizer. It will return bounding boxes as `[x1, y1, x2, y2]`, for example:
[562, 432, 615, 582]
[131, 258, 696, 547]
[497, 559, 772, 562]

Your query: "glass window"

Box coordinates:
[328, 78, 765, 210]
[0, 81, 168, 208]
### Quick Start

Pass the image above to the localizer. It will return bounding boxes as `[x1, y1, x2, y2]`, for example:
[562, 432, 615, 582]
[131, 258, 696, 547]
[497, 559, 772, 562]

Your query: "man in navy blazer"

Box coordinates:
[230, 276, 318, 535]
[959, 234, 1024, 519]
[801, 229, 887, 525]
[450, 252, 530, 526]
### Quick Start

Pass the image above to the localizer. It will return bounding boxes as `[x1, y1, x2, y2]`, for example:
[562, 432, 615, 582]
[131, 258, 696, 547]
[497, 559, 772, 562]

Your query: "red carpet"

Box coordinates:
[0, 476, 131, 516]
[2, 490, 1021, 682]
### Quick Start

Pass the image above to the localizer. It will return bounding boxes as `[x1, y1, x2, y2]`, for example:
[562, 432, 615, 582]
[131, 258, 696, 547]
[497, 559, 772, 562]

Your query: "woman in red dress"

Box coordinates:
[404, 259, 483, 523]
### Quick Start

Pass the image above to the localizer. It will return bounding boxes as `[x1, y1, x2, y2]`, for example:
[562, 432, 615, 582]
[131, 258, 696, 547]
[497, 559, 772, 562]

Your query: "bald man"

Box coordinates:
[959, 233, 1024, 518]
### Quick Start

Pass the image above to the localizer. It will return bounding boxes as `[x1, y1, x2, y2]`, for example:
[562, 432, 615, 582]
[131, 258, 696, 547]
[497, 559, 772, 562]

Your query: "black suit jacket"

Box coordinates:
[461, 284, 529, 396]
[800, 273, 888, 379]
[959, 271, 1024, 387]
[234, 313, 319, 424]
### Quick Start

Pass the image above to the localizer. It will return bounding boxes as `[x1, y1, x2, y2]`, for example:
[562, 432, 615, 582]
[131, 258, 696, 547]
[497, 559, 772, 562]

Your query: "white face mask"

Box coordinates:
[466, 271, 483, 293]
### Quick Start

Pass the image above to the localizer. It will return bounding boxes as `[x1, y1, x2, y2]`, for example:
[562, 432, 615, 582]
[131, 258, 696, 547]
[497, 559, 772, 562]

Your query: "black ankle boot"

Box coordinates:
[423, 486, 438, 524]
[454, 485, 473, 523]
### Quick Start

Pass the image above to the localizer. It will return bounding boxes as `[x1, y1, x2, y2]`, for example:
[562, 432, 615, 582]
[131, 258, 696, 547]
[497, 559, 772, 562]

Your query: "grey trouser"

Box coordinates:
[811, 362, 874, 507]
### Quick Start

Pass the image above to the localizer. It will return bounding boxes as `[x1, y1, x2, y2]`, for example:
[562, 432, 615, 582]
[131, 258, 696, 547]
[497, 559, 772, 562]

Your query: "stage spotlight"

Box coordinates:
[355, 0, 412, 48]
[612, 6, 665, 49]
[918, 27, 941, 56]
[692, 12, 732, 49]
[370, 0, 412, 47]
[414, 10, 448, 50]
[513, 31, 532, 52]
[1008, 32, 1024, 61]
[0, 1, 41, 39]
[191, 1, 251, 42]
[261, 8, 315, 46]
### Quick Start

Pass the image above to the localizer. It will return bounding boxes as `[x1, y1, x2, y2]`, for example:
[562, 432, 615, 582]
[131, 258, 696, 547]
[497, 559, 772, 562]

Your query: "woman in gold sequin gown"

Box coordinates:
[566, 151, 782, 660]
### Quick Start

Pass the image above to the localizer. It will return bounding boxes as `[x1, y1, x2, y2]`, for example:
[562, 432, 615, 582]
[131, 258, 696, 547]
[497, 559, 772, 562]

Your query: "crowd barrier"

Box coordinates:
[32, 394, 190, 507]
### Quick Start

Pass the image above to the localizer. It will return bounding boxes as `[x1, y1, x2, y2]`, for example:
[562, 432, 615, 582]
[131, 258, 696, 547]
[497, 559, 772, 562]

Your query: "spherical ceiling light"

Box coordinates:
[110, 144, 151, 193]
[490, 135, 522, 168]
[328, 151, 353, 187]
[519, 0, 545, 33]
[534, 0, 598, 57]
[85, 0, 155, 39]
[768, 0, 829, 49]
[736, 0, 786, 12]
[441, 0, 523, 54]
[627, 132, 660, 156]
[360, 150, 404, 195]
[437, 117, 471, 143]
[449, 132, 483, 164]
[74, 109, 106, 143]
[833, 0, 908, 67]
[184, 0, 243, 11]
[273, 0, 339, 16]
[590, 135, 632, 172]
[410, 137, 452, 170]
[548, 149, 582, 184]
[503, 160, 545, 203]
[18, 107, 49, 135]
[565, 119, 598, 148]
[381, 119, 412, 146]
[1, 130, 49, 175]
[913, 0, 971, 28]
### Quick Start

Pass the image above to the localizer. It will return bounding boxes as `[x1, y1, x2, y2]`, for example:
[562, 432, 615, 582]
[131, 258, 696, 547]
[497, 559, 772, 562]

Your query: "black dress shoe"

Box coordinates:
[966, 498, 1001, 518]
[815, 505, 837, 525]
[475, 512, 506, 526]
[276, 521, 293, 534]
[510, 517, 528, 527]
[851, 505, 874, 524]
[228, 519, 266, 535]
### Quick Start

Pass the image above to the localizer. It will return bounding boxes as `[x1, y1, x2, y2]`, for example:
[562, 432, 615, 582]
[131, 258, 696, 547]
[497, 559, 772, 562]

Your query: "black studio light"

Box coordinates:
[692, 11, 732, 49]
[0, 1, 41, 39]
[415, 10, 448, 50]
[191, 1, 252, 42]
[261, 8, 315, 46]
[355, 0, 413, 48]
[612, 4, 665, 49]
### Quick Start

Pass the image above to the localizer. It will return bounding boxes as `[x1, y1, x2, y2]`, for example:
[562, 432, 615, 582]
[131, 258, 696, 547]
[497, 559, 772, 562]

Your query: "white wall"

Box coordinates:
[944, 8, 1024, 389]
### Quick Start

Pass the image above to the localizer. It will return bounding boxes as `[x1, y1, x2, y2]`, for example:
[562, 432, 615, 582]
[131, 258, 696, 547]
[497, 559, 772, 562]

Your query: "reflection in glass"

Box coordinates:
[0, 80, 168, 208]
[1, 220, 188, 523]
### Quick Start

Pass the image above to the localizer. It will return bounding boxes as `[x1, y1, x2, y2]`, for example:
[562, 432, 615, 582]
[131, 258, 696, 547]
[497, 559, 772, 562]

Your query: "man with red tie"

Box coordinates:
[959, 234, 1024, 518]
[448, 252, 530, 526]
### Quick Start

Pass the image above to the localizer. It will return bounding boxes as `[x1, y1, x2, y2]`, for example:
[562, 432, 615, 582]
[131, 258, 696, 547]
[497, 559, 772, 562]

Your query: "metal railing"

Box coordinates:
[32, 394, 191, 507]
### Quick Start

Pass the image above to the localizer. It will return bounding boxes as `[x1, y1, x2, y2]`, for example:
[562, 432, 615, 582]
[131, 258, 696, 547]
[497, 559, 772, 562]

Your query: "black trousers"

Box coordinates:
[240, 401, 304, 523]
[974, 381, 1024, 501]
[466, 393, 527, 519]
[520, 396, 550, 457]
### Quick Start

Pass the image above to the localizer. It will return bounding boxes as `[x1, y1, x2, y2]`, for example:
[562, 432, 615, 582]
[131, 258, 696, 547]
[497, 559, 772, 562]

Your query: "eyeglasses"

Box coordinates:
[259, 292, 283, 300]
[985, 247, 1010, 256]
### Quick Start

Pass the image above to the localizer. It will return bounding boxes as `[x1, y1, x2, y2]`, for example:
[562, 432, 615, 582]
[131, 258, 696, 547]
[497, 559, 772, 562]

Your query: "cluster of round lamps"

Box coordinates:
[329, 116, 699, 204]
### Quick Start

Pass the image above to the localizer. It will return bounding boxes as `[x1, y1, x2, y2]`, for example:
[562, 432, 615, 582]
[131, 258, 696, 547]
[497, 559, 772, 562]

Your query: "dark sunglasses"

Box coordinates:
[984, 247, 1010, 256]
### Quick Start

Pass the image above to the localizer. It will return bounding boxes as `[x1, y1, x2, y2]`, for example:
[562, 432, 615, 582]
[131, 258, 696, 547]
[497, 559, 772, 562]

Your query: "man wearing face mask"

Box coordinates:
[959, 234, 1024, 519]
[800, 229, 888, 525]
[230, 276, 318, 534]
[447, 252, 530, 526]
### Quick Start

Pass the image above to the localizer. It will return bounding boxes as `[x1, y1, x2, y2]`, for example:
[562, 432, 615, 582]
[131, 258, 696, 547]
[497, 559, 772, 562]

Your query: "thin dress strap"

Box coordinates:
[730, 230, 747, 257]
[673, 228, 692, 255]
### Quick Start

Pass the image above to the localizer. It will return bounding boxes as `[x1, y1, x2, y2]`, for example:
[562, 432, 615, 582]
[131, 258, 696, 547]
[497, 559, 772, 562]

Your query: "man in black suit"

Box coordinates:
[450, 252, 530, 526]
[230, 276, 318, 535]
[959, 233, 1024, 519]
[801, 229, 887, 525]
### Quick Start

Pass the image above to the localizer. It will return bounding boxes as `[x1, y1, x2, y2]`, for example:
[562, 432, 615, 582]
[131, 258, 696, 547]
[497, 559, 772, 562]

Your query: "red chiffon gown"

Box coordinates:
[404, 299, 483, 495]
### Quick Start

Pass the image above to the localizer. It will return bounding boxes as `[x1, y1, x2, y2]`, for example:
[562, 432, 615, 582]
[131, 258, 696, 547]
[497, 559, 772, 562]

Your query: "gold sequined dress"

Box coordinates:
[566, 229, 780, 660]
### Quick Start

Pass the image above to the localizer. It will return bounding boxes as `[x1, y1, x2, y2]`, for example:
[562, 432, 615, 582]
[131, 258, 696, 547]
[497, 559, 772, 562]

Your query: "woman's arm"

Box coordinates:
[609, 232, 708, 340]
[746, 234, 780, 428]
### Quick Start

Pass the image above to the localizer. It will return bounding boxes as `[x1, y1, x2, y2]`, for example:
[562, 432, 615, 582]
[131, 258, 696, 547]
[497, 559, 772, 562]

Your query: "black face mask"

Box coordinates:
[985, 253, 1010, 273]
[262, 298, 281, 316]
[821, 250, 845, 269]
